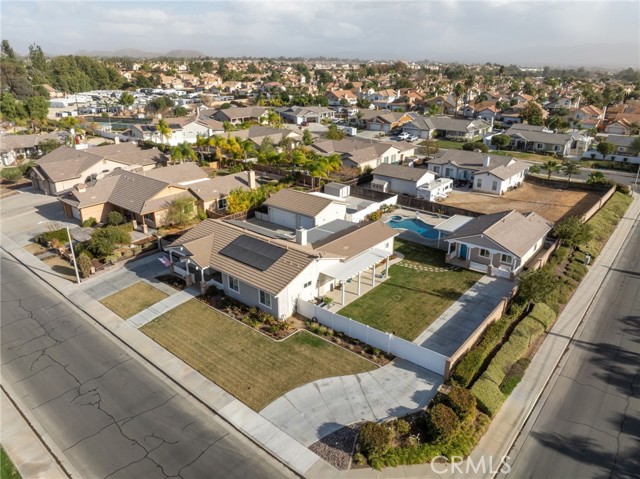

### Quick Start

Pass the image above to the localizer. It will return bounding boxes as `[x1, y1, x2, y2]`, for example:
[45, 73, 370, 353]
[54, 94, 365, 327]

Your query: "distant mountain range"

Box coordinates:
[75, 48, 207, 58]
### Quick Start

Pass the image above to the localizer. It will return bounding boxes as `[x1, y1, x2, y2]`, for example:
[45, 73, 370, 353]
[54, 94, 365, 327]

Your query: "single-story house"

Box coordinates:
[0, 131, 67, 166]
[403, 116, 491, 141]
[30, 143, 166, 195]
[504, 126, 574, 156]
[371, 163, 435, 196]
[364, 111, 413, 133]
[311, 138, 416, 171]
[426, 150, 528, 188]
[325, 90, 358, 107]
[473, 157, 529, 195]
[276, 106, 335, 124]
[424, 95, 457, 115]
[445, 210, 552, 278]
[230, 125, 301, 149]
[262, 188, 347, 229]
[128, 115, 225, 145]
[164, 197, 398, 317]
[211, 106, 268, 124]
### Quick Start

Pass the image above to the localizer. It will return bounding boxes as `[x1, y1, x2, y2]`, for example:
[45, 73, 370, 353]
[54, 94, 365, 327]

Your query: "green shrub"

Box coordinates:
[527, 303, 556, 330]
[39, 228, 70, 245]
[484, 333, 529, 385]
[359, 422, 394, 460]
[77, 252, 93, 278]
[82, 217, 98, 227]
[500, 358, 531, 395]
[88, 225, 131, 257]
[0, 167, 23, 182]
[393, 419, 411, 436]
[471, 377, 505, 417]
[445, 386, 477, 421]
[107, 211, 123, 226]
[426, 404, 460, 442]
[451, 316, 512, 387]
[554, 245, 570, 263]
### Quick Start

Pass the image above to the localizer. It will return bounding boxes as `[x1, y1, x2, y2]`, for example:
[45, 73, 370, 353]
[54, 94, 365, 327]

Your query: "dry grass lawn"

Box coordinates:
[42, 255, 78, 282]
[441, 182, 604, 223]
[141, 299, 376, 411]
[100, 282, 168, 319]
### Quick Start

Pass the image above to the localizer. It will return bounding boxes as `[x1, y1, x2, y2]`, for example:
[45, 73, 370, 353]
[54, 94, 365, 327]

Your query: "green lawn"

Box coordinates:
[1, 446, 21, 479]
[100, 282, 168, 319]
[338, 239, 482, 340]
[435, 139, 466, 150]
[141, 299, 375, 411]
[431, 139, 554, 164]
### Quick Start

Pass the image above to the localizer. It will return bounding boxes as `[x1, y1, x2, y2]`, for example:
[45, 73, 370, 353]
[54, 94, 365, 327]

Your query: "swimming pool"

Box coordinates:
[386, 217, 440, 239]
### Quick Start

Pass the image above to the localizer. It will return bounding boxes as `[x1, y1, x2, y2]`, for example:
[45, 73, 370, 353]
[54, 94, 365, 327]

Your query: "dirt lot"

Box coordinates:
[441, 182, 605, 223]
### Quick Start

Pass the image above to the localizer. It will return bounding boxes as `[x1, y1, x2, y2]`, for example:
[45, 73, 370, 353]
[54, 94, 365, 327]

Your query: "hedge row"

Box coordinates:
[471, 304, 556, 416]
[37, 228, 70, 245]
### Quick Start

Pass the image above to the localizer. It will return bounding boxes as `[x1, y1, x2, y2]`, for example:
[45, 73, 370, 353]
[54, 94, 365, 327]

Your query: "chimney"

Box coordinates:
[76, 183, 87, 193]
[296, 227, 308, 246]
[247, 170, 257, 189]
[483, 155, 491, 167]
[114, 136, 120, 144]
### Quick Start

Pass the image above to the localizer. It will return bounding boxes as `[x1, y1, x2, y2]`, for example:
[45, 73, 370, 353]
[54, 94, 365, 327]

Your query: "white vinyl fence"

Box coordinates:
[298, 299, 448, 376]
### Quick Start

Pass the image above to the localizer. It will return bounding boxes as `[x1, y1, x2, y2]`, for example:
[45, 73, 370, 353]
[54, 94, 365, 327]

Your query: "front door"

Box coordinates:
[460, 244, 468, 260]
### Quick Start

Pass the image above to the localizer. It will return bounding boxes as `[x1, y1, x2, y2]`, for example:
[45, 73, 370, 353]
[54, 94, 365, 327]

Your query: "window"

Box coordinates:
[500, 253, 513, 264]
[303, 281, 312, 288]
[228, 276, 239, 292]
[479, 249, 490, 258]
[433, 166, 440, 174]
[259, 290, 272, 308]
[554, 145, 562, 152]
[445, 168, 453, 177]
[476, 178, 482, 188]
[492, 181, 498, 191]
[217, 198, 227, 210]
[536, 143, 544, 150]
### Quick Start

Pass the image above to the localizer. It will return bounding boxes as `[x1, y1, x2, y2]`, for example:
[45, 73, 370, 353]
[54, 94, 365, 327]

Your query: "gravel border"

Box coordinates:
[309, 424, 361, 470]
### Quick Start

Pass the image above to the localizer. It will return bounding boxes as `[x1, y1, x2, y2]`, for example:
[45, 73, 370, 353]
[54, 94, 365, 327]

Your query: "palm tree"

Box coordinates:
[266, 110, 282, 128]
[235, 137, 256, 163]
[541, 159, 560, 180]
[562, 159, 582, 183]
[208, 135, 228, 165]
[170, 142, 198, 164]
[586, 171, 607, 185]
[156, 119, 172, 146]
[194, 134, 210, 163]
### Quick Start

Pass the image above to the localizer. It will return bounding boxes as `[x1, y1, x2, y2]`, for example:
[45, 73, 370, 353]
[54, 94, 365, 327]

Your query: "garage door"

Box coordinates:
[72, 207, 81, 220]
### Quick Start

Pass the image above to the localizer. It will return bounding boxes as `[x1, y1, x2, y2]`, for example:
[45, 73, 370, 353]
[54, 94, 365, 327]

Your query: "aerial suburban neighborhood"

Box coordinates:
[1, 2, 639, 479]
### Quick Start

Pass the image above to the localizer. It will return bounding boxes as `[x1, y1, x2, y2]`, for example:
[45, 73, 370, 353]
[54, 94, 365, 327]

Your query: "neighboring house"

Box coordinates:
[230, 125, 301, 148]
[569, 105, 604, 126]
[427, 150, 528, 187]
[325, 89, 358, 107]
[472, 156, 529, 195]
[263, 188, 347, 229]
[164, 196, 398, 317]
[604, 119, 635, 135]
[30, 143, 166, 195]
[364, 111, 413, 133]
[211, 106, 268, 124]
[417, 178, 454, 201]
[445, 210, 552, 278]
[371, 163, 435, 196]
[128, 115, 224, 145]
[504, 126, 574, 156]
[403, 116, 491, 141]
[511, 93, 535, 104]
[424, 95, 457, 115]
[58, 169, 194, 227]
[546, 96, 580, 110]
[311, 138, 416, 170]
[0, 132, 67, 166]
[276, 106, 335, 124]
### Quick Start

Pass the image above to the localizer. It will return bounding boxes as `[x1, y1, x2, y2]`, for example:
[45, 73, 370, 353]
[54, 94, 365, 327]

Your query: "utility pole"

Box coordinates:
[66, 225, 81, 284]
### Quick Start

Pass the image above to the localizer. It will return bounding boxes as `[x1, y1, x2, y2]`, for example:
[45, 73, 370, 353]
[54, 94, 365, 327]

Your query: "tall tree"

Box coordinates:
[541, 159, 561, 180]
[156, 119, 172, 145]
[521, 102, 544, 126]
[170, 142, 198, 164]
[562, 159, 582, 182]
[596, 141, 616, 159]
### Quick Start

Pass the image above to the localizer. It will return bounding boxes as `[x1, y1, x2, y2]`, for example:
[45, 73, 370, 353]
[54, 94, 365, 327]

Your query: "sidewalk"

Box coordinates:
[127, 288, 199, 328]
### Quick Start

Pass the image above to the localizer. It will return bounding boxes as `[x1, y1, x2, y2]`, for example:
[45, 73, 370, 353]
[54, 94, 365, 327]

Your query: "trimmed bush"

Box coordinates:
[39, 228, 70, 245]
[451, 317, 512, 387]
[87, 225, 131, 257]
[359, 421, 394, 460]
[107, 211, 123, 226]
[77, 252, 93, 278]
[527, 303, 556, 330]
[82, 217, 97, 227]
[471, 377, 505, 417]
[500, 358, 531, 395]
[426, 404, 460, 442]
[484, 333, 529, 385]
[445, 386, 477, 421]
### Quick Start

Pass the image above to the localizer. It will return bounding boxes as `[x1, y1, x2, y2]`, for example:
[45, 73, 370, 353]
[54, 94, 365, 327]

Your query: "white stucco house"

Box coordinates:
[371, 163, 435, 196]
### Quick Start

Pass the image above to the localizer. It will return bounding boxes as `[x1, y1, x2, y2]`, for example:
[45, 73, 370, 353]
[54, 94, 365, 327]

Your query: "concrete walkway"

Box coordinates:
[260, 359, 443, 447]
[414, 275, 516, 356]
[127, 288, 199, 328]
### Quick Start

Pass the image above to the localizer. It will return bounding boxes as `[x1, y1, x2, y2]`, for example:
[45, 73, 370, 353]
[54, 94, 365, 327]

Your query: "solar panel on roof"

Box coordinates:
[219, 235, 286, 271]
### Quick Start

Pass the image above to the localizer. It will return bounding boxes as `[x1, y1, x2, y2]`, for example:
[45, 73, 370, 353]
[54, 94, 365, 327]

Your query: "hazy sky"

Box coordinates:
[2, 0, 639, 68]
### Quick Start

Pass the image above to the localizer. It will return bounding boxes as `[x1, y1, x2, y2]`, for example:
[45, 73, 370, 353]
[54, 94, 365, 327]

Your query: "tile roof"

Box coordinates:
[372, 163, 433, 182]
[188, 173, 253, 201]
[430, 150, 515, 170]
[314, 221, 397, 260]
[141, 162, 208, 184]
[264, 189, 340, 217]
[447, 210, 552, 258]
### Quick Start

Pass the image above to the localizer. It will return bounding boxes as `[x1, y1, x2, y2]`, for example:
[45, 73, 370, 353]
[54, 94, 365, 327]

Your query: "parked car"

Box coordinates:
[407, 135, 419, 142]
[398, 132, 409, 140]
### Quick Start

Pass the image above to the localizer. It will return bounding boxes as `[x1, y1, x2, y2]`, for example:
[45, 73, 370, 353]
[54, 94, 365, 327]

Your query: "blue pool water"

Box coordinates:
[386, 217, 440, 239]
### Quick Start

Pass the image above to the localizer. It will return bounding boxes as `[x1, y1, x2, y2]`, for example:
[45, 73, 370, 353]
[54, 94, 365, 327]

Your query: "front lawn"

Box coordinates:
[338, 240, 482, 340]
[100, 281, 168, 319]
[141, 299, 375, 411]
[1, 447, 21, 479]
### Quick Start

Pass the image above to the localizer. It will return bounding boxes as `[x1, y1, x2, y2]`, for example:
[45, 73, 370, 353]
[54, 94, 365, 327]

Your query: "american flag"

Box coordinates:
[158, 256, 171, 267]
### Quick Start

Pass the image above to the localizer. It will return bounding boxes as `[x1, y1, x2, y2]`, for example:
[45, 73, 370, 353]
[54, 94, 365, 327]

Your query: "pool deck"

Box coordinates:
[382, 207, 448, 227]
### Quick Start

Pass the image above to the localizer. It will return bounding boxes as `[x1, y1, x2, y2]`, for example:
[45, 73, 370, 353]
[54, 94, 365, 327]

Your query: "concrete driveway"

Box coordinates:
[0, 186, 76, 246]
[259, 359, 442, 446]
[414, 275, 515, 356]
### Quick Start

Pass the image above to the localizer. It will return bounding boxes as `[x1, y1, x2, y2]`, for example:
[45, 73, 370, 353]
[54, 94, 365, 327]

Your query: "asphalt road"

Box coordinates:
[547, 167, 638, 187]
[504, 221, 640, 478]
[0, 253, 294, 479]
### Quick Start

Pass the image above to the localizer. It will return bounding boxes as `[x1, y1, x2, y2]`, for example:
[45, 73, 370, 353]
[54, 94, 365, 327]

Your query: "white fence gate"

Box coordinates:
[297, 299, 448, 376]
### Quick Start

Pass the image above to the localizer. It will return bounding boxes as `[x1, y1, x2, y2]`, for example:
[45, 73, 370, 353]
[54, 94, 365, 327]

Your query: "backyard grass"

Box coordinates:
[1, 446, 21, 479]
[100, 281, 168, 319]
[434, 140, 553, 164]
[141, 299, 375, 411]
[338, 239, 482, 340]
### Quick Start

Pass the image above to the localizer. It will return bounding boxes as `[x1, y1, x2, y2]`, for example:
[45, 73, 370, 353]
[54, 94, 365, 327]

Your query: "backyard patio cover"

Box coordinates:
[322, 248, 389, 281]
